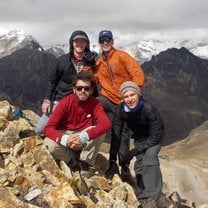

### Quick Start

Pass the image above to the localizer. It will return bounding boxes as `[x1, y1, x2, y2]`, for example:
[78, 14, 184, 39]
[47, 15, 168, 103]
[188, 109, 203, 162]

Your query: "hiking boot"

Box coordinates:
[78, 161, 93, 178]
[121, 166, 131, 178]
[67, 159, 79, 172]
[139, 198, 158, 208]
[67, 150, 82, 173]
[121, 166, 135, 186]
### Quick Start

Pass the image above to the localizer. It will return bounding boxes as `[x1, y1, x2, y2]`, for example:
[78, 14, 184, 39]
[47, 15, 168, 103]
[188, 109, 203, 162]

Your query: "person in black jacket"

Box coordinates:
[36, 30, 97, 135]
[105, 81, 164, 208]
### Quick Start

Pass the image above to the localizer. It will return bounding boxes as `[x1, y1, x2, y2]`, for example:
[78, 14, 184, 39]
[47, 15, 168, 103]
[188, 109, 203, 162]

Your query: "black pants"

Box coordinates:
[97, 96, 130, 165]
[134, 144, 162, 200]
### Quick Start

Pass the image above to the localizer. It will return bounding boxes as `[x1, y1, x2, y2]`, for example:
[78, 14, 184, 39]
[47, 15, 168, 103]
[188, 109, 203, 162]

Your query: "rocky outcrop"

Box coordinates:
[0, 100, 140, 207]
[1, 100, 207, 207]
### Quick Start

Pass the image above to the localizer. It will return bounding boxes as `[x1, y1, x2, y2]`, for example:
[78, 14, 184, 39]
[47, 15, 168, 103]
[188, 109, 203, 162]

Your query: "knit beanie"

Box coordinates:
[120, 81, 141, 96]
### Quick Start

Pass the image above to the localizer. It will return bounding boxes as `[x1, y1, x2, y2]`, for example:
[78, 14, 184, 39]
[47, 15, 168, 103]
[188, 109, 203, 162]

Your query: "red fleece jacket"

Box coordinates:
[44, 93, 111, 144]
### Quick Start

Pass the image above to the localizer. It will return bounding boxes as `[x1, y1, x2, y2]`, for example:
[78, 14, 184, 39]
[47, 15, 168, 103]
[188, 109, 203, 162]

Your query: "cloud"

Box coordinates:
[0, 0, 208, 46]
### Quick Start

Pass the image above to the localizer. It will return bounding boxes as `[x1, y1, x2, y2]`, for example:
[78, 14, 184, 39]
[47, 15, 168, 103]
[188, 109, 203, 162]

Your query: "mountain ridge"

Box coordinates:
[142, 46, 208, 143]
[1, 30, 208, 63]
[0, 30, 208, 143]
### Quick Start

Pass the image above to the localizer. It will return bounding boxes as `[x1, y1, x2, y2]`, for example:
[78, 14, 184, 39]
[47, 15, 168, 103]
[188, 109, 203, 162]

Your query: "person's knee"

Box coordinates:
[35, 125, 44, 134]
[35, 114, 49, 134]
[142, 145, 160, 166]
[44, 138, 58, 154]
[143, 154, 160, 166]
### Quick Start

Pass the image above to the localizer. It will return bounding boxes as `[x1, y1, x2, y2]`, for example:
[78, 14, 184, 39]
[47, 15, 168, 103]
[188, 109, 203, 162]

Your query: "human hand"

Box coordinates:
[84, 51, 97, 62]
[105, 161, 119, 179]
[41, 99, 51, 114]
[121, 148, 139, 165]
[67, 134, 82, 149]
[83, 51, 97, 67]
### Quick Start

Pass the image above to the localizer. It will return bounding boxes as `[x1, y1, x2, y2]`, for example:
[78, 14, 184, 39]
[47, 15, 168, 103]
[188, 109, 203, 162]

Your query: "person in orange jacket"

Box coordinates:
[93, 30, 145, 179]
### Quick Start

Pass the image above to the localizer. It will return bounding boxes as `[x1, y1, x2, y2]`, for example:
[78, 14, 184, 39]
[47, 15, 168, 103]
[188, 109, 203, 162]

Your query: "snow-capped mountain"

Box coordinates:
[0, 30, 207, 63]
[122, 39, 208, 64]
[46, 38, 208, 64]
[0, 30, 43, 58]
[45, 44, 67, 58]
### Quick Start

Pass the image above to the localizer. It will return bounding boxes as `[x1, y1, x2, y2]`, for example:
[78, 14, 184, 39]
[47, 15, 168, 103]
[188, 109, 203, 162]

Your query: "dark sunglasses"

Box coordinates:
[75, 86, 92, 91]
[99, 37, 112, 44]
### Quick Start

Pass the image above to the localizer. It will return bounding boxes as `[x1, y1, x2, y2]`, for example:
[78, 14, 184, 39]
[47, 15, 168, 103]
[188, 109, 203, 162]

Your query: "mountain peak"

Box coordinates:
[124, 39, 208, 64]
[0, 30, 43, 58]
[7, 29, 25, 40]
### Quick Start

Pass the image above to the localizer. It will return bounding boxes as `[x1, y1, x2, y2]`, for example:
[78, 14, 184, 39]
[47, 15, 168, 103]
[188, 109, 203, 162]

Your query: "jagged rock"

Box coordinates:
[22, 110, 40, 128]
[0, 117, 8, 131]
[0, 186, 40, 208]
[199, 204, 208, 208]
[59, 160, 73, 178]
[33, 145, 60, 176]
[44, 181, 81, 206]
[1, 100, 207, 207]
[0, 100, 11, 120]
[0, 118, 35, 148]
[109, 183, 139, 206]
[24, 187, 42, 201]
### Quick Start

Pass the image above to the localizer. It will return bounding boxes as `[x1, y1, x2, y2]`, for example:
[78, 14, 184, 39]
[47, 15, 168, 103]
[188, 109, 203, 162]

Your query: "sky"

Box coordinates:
[0, 0, 208, 47]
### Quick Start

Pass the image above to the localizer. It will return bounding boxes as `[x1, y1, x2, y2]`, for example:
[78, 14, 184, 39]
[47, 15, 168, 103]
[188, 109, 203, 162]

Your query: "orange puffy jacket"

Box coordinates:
[94, 48, 145, 104]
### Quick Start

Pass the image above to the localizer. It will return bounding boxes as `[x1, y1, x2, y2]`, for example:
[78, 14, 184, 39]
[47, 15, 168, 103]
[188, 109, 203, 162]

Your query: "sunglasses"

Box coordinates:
[75, 86, 92, 91]
[99, 37, 112, 44]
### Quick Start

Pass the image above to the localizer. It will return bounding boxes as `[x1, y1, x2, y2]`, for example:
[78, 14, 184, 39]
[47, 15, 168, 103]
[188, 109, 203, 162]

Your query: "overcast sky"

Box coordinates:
[0, 0, 208, 47]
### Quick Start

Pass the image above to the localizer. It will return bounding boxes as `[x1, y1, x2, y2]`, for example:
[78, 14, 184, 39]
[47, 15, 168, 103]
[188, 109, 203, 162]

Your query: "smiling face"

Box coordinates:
[122, 90, 140, 109]
[73, 80, 93, 102]
[73, 38, 87, 55]
[99, 37, 114, 52]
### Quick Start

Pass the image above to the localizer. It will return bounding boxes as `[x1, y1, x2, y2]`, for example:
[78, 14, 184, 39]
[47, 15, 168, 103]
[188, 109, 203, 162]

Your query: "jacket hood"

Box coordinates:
[69, 30, 90, 53]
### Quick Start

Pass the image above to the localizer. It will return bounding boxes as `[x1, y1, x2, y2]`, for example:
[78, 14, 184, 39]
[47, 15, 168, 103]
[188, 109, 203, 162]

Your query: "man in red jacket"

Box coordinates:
[44, 71, 111, 177]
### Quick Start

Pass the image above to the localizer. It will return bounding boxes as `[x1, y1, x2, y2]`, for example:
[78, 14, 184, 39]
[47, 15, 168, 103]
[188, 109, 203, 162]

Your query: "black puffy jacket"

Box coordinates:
[110, 98, 165, 161]
[46, 30, 90, 101]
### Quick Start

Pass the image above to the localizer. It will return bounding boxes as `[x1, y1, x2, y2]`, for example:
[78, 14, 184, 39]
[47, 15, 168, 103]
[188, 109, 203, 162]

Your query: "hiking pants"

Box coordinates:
[44, 129, 105, 166]
[97, 96, 130, 165]
[35, 101, 59, 135]
[134, 144, 162, 200]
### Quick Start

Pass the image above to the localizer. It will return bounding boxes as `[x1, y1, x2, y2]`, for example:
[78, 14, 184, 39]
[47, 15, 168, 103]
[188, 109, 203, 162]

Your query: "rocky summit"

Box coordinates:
[0, 100, 208, 208]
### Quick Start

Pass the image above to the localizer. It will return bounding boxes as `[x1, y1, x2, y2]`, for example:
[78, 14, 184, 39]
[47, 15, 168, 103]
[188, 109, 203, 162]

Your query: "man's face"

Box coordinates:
[99, 37, 113, 52]
[73, 80, 93, 102]
[73, 38, 87, 54]
[122, 90, 139, 109]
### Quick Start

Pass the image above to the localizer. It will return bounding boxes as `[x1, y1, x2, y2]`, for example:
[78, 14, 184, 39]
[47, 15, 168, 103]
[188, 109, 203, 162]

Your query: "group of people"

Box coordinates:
[36, 29, 164, 208]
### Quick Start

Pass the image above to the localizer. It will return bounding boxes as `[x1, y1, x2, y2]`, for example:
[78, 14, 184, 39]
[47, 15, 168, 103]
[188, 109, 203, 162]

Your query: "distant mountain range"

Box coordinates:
[124, 39, 208, 64]
[0, 30, 208, 144]
[1, 29, 208, 63]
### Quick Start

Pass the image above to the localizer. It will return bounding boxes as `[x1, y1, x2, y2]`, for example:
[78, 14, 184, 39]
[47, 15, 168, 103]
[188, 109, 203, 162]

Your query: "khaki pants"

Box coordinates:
[44, 129, 105, 166]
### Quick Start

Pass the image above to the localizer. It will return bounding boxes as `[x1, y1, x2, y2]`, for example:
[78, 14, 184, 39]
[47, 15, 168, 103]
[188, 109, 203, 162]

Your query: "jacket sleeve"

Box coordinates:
[120, 52, 145, 89]
[109, 105, 124, 161]
[45, 58, 63, 101]
[135, 103, 164, 153]
[43, 97, 68, 143]
[86, 101, 111, 139]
